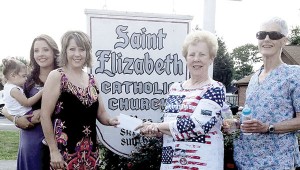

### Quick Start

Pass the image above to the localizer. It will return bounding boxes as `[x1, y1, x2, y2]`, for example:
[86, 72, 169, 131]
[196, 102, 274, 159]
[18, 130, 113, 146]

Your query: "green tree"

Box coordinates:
[213, 37, 234, 90]
[231, 44, 260, 80]
[289, 26, 300, 45]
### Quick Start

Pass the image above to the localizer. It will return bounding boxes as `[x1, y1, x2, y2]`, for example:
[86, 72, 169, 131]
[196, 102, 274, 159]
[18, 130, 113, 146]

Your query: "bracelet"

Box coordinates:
[13, 116, 20, 127]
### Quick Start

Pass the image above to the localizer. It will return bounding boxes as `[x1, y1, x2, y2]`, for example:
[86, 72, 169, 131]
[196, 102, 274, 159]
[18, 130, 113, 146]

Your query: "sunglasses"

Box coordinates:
[256, 31, 285, 40]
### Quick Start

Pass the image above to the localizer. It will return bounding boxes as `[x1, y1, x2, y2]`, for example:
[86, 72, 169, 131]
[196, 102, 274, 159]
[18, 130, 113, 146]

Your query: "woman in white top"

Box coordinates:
[136, 30, 226, 170]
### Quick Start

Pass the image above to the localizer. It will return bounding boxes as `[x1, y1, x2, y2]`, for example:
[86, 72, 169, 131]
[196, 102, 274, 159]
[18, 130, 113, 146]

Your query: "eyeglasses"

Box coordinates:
[256, 31, 285, 40]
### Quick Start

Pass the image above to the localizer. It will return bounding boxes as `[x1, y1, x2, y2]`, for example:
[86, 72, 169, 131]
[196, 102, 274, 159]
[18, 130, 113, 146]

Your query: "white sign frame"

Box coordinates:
[86, 9, 192, 157]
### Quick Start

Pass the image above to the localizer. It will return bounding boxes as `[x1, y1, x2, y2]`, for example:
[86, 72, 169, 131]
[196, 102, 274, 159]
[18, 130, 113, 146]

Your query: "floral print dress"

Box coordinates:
[234, 64, 300, 170]
[52, 68, 100, 170]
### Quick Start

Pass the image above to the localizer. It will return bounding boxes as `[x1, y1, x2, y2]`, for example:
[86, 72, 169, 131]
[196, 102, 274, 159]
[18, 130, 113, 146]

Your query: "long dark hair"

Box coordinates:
[24, 34, 59, 96]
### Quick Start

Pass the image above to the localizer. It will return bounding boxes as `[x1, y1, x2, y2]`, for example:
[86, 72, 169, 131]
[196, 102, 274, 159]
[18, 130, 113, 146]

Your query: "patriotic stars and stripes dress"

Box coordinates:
[160, 80, 225, 170]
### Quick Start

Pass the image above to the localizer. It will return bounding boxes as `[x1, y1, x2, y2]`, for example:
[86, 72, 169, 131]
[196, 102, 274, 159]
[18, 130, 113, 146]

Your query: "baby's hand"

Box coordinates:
[31, 110, 41, 124]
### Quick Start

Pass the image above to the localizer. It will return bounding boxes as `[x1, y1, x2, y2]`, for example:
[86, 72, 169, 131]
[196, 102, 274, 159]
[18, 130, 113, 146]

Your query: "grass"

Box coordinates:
[0, 130, 19, 160]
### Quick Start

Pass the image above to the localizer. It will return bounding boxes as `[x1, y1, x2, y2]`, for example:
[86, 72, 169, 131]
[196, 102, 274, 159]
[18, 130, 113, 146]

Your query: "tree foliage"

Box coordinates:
[231, 44, 260, 80]
[99, 136, 162, 170]
[288, 26, 300, 45]
[213, 37, 234, 90]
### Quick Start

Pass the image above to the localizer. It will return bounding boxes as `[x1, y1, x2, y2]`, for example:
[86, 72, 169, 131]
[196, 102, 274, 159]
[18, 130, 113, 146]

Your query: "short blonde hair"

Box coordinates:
[59, 31, 92, 68]
[182, 30, 218, 59]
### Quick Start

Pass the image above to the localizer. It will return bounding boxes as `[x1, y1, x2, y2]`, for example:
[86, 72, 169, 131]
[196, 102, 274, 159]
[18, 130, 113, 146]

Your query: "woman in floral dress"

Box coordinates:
[234, 17, 300, 169]
[41, 31, 119, 170]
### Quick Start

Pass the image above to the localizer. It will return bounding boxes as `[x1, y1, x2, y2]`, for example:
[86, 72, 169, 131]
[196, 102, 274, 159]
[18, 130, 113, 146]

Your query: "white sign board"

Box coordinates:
[86, 9, 192, 157]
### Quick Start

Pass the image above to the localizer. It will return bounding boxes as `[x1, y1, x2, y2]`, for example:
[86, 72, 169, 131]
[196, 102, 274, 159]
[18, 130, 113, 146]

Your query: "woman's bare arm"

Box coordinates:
[2, 107, 34, 129]
[40, 70, 65, 168]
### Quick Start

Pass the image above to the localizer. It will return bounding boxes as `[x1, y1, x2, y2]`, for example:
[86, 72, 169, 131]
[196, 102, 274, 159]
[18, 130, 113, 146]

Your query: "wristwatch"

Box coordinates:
[268, 124, 275, 133]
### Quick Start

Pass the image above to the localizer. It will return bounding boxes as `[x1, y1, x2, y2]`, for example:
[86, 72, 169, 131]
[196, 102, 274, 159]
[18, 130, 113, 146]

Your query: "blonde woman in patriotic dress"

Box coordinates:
[136, 30, 226, 170]
[40, 31, 119, 170]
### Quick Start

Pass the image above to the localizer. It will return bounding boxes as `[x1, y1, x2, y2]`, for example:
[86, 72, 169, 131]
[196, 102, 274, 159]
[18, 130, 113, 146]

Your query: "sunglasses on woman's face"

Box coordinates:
[256, 31, 285, 40]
